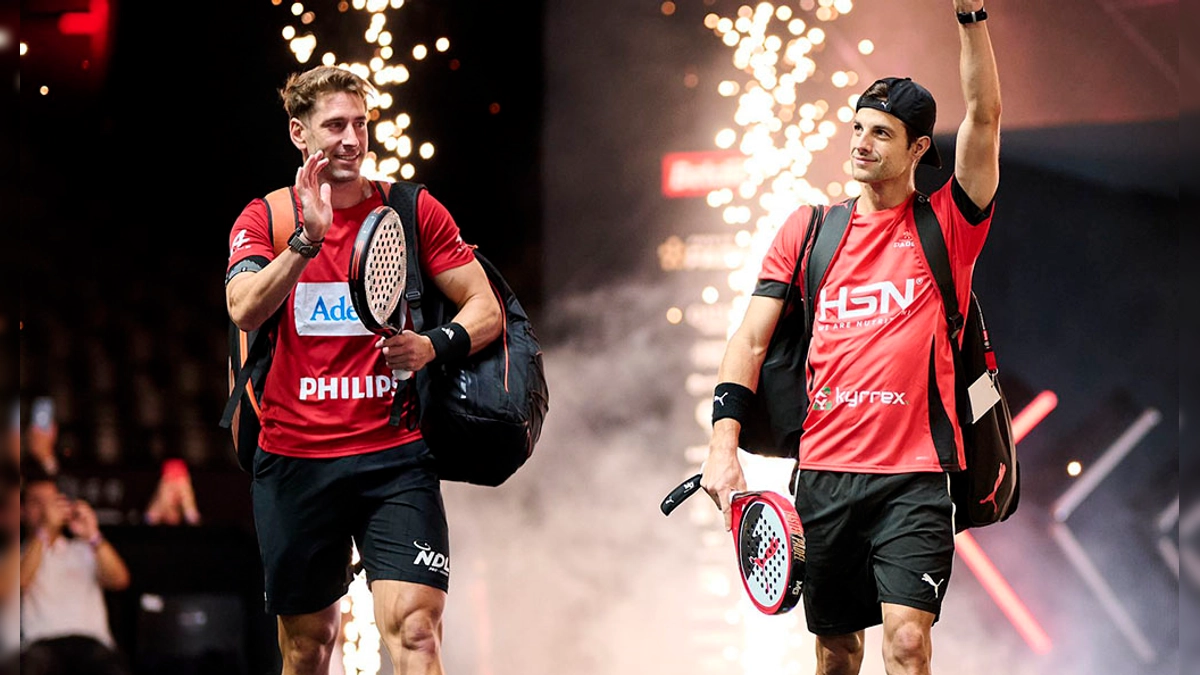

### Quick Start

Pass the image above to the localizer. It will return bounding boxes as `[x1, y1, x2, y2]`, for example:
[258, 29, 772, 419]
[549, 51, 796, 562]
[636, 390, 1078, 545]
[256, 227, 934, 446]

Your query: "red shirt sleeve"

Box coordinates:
[227, 198, 274, 272]
[930, 177, 993, 288]
[416, 190, 476, 277]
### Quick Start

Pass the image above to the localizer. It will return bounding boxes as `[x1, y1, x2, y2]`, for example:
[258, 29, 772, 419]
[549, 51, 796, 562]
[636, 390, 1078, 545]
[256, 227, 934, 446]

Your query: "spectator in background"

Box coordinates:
[19, 464, 132, 675]
[144, 458, 201, 526]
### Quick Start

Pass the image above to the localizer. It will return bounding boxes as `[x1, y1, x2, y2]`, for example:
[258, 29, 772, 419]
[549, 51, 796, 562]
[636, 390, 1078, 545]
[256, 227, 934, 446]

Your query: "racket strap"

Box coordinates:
[389, 377, 420, 429]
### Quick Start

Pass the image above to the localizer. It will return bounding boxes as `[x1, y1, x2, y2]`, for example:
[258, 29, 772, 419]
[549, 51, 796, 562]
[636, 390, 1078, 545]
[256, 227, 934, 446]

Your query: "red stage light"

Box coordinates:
[57, 0, 110, 60]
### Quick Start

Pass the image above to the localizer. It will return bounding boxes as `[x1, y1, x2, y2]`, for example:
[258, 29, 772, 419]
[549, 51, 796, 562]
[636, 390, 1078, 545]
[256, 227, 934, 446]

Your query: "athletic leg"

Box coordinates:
[278, 603, 342, 675]
[815, 631, 865, 675]
[880, 603, 935, 675]
[372, 580, 446, 675]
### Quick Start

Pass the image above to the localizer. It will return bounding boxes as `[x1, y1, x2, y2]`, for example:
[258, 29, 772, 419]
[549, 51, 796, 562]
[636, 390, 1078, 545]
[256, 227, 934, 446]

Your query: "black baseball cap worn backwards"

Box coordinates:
[855, 77, 942, 169]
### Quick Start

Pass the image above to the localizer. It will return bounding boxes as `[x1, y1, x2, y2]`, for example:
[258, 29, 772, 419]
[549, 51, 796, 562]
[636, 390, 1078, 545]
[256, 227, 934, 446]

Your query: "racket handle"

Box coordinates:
[661, 473, 704, 516]
[394, 369, 413, 381]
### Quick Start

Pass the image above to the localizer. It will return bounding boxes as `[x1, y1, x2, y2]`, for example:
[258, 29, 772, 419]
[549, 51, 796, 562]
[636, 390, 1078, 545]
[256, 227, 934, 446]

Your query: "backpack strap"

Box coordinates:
[221, 323, 276, 428]
[371, 180, 393, 203]
[263, 187, 300, 254]
[389, 180, 427, 330]
[911, 193, 975, 467]
[220, 187, 301, 431]
[912, 193, 963, 340]
[803, 198, 856, 328]
[385, 179, 427, 427]
[778, 205, 823, 340]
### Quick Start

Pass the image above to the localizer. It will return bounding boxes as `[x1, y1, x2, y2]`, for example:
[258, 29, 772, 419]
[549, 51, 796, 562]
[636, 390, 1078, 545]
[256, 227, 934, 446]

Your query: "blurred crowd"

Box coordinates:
[1, 396, 205, 675]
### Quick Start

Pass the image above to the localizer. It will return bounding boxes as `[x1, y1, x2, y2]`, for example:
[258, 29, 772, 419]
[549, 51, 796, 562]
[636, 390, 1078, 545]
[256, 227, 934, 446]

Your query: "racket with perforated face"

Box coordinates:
[348, 205, 412, 381]
[662, 473, 806, 615]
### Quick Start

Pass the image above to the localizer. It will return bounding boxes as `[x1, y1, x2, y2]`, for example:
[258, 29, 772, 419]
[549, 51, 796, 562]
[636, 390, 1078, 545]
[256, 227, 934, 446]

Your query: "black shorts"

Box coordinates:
[251, 440, 450, 616]
[793, 470, 956, 636]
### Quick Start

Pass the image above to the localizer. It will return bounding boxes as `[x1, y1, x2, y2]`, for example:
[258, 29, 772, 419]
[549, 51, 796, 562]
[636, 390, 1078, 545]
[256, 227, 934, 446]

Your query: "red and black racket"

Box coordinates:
[348, 205, 412, 381]
[662, 472, 806, 615]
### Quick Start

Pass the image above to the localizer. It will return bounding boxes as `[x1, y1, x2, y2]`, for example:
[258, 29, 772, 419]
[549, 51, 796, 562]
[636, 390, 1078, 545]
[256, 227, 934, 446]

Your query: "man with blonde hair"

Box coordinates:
[225, 65, 502, 674]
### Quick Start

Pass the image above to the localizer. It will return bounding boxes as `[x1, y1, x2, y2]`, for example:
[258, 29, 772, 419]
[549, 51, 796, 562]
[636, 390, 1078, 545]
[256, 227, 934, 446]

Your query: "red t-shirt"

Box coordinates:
[757, 179, 992, 473]
[226, 186, 475, 459]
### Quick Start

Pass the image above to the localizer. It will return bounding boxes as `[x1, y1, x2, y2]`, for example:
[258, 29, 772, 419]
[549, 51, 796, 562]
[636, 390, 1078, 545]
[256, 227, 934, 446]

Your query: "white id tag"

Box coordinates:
[967, 372, 1001, 423]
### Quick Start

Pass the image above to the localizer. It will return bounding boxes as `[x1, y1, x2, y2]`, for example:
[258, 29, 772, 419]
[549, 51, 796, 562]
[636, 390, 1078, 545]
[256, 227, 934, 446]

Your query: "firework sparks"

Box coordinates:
[274, 0, 447, 182]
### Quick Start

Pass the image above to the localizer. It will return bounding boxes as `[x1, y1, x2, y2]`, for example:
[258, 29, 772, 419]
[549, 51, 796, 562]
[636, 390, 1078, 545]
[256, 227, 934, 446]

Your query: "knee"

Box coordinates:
[816, 633, 864, 673]
[280, 621, 338, 670]
[383, 606, 443, 656]
[886, 622, 930, 666]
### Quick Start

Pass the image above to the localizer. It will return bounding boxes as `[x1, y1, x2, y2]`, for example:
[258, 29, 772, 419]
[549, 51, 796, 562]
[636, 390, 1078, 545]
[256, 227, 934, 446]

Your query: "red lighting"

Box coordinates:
[1012, 389, 1058, 443]
[57, 0, 109, 59]
[956, 530, 1054, 654]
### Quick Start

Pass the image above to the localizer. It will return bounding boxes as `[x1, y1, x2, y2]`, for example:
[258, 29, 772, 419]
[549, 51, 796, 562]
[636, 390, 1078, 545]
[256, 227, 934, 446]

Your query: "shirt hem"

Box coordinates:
[796, 461, 952, 474]
[261, 431, 423, 459]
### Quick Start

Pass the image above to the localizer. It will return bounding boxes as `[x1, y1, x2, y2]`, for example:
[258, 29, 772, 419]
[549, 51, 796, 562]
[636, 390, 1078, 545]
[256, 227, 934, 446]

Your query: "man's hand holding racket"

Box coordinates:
[702, 420, 747, 532]
[295, 150, 333, 243]
[376, 331, 437, 376]
[348, 204, 415, 381]
[663, 454, 807, 616]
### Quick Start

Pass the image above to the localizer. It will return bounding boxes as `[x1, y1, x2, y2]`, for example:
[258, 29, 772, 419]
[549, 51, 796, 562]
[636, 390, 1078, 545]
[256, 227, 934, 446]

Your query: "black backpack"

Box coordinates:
[388, 180, 549, 487]
[739, 194, 1019, 532]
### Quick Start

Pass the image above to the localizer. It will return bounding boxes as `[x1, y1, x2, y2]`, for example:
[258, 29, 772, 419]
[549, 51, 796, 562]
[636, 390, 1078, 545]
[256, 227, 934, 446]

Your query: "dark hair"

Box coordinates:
[860, 79, 922, 148]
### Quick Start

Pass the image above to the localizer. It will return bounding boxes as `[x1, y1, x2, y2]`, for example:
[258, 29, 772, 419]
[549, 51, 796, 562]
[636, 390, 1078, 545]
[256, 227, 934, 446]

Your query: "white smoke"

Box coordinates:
[437, 280, 711, 675]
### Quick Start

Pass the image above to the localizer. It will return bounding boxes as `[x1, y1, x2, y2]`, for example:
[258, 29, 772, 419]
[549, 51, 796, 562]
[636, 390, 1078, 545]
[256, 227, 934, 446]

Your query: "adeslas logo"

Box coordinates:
[294, 283, 374, 337]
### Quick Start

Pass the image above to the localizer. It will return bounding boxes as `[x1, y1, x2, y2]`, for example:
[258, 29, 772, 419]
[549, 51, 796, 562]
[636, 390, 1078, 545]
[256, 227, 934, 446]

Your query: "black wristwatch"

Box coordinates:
[287, 228, 323, 259]
[956, 7, 987, 23]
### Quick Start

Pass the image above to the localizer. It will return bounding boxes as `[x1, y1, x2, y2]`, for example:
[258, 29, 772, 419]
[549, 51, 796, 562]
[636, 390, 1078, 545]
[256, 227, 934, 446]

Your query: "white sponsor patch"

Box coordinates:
[294, 282, 374, 337]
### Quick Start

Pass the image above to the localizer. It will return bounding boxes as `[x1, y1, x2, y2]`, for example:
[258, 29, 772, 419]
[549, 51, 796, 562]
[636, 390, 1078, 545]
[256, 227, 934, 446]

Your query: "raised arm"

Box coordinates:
[71, 501, 130, 591]
[226, 151, 333, 332]
[953, 0, 1002, 208]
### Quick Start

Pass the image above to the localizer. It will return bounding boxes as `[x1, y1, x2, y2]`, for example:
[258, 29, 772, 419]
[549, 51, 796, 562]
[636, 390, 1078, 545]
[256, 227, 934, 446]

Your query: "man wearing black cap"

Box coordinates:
[701, 2, 1001, 674]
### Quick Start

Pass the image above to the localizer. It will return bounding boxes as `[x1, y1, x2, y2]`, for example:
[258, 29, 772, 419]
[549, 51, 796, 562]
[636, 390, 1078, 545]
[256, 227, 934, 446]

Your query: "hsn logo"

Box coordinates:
[818, 279, 917, 322]
[294, 282, 375, 337]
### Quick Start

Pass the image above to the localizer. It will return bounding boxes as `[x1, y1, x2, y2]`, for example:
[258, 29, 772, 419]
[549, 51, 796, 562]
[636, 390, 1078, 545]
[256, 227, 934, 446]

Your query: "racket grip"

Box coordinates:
[394, 369, 413, 381]
[661, 473, 704, 516]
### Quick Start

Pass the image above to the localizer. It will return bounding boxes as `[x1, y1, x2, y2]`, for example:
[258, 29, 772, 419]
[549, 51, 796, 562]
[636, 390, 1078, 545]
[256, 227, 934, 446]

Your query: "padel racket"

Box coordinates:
[348, 205, 412, 381]
[662, 472, 806, 615]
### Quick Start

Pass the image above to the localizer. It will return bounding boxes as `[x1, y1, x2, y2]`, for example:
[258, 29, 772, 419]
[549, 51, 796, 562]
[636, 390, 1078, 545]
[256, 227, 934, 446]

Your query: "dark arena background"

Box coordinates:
[15, 1, 1191, 674]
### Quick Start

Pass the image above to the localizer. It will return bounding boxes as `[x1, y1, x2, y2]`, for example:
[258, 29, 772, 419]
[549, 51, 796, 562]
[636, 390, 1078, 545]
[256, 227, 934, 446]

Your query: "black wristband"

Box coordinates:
[712, 382, 755, 426]
[956, 8, 987, 23]
[422, 322, 471, 364]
